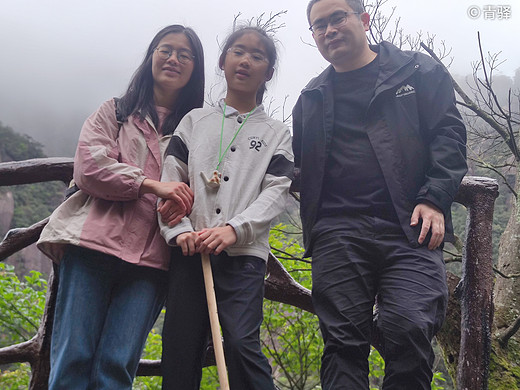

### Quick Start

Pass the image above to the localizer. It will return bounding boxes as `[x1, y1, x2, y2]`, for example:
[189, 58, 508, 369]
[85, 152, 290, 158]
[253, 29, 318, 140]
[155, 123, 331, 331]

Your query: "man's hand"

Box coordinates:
[197, 226, 237, 256]
[176, 232, 201, 256]
[410, 203, 445, 250]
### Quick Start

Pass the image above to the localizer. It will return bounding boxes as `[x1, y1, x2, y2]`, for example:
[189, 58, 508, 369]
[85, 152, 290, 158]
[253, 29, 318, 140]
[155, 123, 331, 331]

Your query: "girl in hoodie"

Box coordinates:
[159, 25, 294, 389]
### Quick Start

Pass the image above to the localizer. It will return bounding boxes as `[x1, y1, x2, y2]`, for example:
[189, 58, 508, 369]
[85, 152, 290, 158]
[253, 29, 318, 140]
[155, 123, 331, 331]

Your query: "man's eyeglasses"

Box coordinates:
[309, 11, 361, 36]
[227, 46, 268, 65]
[155, 46, 195, 65]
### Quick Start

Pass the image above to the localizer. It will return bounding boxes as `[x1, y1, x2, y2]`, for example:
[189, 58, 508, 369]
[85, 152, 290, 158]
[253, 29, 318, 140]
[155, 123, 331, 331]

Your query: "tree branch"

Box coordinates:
[270, 247, 311, 264]
[499, 315, 520, 347]
[288, 268, 312, 273]
[493, 267, 520, 279]
[0, 218, 49, 261]
[265, 253, 314, 313]
[0, 337, 38, 365]
[444, 257, 462, 264]
[471, 157, 517, 197]
[421, 42, 519, 160]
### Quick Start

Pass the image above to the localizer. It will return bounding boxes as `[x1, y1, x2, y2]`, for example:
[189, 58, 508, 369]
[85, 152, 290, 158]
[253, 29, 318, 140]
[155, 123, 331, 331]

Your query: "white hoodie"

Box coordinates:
[159, 100, 294, 260]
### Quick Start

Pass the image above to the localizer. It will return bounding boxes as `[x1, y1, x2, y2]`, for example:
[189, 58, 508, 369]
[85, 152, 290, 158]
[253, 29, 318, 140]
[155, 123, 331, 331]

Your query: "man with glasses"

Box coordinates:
[292, 0, 467, 388]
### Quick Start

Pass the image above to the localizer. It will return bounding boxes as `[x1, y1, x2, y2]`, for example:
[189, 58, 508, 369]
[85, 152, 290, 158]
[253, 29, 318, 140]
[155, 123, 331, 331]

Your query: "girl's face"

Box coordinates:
[222, 32, 274, 99]
[152, 33, 195, 95]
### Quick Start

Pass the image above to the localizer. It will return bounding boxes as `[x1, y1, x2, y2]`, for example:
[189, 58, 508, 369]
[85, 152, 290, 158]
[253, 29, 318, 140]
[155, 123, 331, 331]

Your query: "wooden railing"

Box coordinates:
[0, 158, 498, 389]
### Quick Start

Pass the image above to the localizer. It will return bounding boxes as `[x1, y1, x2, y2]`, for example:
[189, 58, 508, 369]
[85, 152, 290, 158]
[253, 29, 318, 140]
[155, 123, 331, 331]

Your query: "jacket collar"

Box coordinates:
[370, 41, 416, 94]
[301, 41, 417, 95]
[217, 98, 266, 119]
[144, 115, 158, 133]
[301, 65, 335, 94]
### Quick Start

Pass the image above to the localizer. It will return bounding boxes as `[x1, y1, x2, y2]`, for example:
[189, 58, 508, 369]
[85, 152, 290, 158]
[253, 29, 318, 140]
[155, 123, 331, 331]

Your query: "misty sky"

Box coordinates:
[0, 0, 517, 156]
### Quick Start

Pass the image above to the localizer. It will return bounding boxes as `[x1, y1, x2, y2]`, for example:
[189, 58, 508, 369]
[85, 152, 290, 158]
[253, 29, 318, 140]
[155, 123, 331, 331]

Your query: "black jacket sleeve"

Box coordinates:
[415, 60, 467, 216]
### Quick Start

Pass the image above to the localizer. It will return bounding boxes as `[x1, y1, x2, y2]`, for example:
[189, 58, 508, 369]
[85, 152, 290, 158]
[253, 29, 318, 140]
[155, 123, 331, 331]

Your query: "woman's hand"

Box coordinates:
[197, 226, 237, 255]
[141, 179, 194, 221]
[158, 199, 187, 226]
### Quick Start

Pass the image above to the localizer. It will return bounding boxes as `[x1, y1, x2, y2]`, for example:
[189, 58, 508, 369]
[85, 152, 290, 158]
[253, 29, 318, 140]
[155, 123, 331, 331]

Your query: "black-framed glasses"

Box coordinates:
[227, 46, 268, 64]
[309, 11, 361, 36]
[155, 45, 195, 65]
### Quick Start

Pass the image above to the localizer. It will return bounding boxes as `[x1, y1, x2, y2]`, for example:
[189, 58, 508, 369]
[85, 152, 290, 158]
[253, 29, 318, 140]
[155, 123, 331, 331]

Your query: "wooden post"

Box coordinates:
[455, 176, 498, 389]
[201, 253, 229, 390]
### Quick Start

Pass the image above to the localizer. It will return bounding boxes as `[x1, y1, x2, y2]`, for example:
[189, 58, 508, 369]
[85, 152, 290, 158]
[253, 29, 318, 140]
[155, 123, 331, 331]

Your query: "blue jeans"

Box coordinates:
[49, 245, 167, 390]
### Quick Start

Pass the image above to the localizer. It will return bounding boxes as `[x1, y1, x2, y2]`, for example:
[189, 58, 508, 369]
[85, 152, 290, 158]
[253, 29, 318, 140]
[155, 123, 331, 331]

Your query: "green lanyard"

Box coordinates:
[216, 102, 255, 171]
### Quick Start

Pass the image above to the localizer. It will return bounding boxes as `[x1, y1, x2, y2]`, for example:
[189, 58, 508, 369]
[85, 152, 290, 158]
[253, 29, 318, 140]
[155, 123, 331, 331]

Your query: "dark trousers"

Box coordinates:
[161, 250, 275, 390]
[311, 215, 448, 390]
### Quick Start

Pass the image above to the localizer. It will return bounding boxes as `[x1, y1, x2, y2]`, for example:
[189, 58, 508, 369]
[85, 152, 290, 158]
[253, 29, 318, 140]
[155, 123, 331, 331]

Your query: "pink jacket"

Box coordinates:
[37, 99, 172, 270]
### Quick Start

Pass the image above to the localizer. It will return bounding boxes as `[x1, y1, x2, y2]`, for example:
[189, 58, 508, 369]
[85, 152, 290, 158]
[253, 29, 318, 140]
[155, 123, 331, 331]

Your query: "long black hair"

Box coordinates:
[218, 26, 277, 106]
[118, 25, 205, 134]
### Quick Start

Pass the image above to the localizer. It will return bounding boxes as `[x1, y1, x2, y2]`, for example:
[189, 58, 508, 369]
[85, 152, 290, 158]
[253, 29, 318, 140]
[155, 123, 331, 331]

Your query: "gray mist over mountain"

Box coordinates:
[0, 0, 518, 157]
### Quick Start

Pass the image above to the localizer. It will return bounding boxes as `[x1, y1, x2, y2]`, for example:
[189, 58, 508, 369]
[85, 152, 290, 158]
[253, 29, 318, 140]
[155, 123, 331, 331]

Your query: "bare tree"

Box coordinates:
[422, 29, 520, 387]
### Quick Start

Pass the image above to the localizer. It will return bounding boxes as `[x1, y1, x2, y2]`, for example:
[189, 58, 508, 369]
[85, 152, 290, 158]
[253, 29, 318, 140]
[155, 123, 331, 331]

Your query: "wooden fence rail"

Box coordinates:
[0, 158, 499, 389]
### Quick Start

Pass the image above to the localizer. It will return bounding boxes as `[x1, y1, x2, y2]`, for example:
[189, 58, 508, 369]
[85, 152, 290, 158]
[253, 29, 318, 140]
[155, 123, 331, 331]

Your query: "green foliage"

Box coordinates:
[9, 181, 65, 228]
[450, 202, 467, 244]
[133, 327, 163, 389]
[0, 263, 46, 347]
[0, 363, 31, 389]
[200, 367, 220, 390]
[369, 348, 385, 388]
[0, 122, 65, 230]
[132, 311, 221, 390]
[265, 224, 321, 389]
[0, 263, 47, 387]
[262, 301, 322, 389]
[0, 122, 46, 162]
[431, 371, 447, 390]
[488, 344, 520, 389]
[269, 223, 311, 289]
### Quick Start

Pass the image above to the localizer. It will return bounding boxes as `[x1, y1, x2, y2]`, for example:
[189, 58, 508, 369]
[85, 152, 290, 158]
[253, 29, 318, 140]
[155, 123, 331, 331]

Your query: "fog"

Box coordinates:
[0, 0, 517, 156]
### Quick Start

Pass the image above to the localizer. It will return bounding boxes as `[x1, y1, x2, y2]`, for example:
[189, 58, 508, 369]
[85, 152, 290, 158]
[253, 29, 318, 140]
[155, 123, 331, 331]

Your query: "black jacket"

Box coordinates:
[292, 41, 467, 253]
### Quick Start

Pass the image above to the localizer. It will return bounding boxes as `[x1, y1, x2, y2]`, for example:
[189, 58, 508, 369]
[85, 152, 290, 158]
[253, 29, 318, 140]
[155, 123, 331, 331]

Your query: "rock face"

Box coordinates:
[1, 190, 52, 277]
[0, 191, 14, 237]
[6, 243, 52, 277]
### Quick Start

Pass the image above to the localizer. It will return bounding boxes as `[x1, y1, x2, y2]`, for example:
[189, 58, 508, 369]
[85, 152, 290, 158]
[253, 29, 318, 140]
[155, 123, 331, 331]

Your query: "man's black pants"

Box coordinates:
[311, 215, 448, 390]
[161, 250, 275, 390]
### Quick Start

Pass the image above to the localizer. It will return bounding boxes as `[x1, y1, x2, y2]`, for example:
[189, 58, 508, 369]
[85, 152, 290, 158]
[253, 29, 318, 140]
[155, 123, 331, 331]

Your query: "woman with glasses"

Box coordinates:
[37, 24, 205, 389]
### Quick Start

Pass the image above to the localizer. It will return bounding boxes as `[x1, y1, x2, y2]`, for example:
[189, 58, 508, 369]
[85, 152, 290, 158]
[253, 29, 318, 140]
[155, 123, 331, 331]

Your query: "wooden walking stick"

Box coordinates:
[201, 252, 230, 390]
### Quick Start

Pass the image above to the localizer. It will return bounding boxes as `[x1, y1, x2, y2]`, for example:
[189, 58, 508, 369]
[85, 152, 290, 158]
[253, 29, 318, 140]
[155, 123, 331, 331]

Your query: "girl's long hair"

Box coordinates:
[118, 25, 205, 134]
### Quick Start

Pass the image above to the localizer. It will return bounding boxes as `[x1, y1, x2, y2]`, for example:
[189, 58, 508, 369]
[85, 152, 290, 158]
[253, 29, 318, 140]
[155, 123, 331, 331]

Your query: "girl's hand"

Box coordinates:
[176, 232, 201, 256]
[197, 226, 237, 255]
[158, 199, 186, 227]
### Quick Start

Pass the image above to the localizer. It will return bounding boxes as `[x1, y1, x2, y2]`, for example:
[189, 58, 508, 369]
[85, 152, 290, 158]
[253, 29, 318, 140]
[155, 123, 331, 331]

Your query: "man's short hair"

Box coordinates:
[306, 0, 366, 24]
